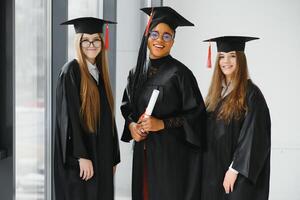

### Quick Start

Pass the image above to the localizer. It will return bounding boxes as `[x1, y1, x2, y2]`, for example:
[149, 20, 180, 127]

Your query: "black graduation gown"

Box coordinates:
[54, 59, 120, 200]
[121, 55, 206, 200]
[201, 80, 271, 200]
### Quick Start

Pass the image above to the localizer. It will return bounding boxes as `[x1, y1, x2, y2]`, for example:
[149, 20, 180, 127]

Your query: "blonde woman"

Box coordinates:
[54, 17, 120, 200]
[201, 36, 271, 200]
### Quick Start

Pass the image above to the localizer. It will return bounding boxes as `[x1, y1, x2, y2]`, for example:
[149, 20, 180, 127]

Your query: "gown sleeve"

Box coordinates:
[120, 70, 135, 142]
[163, 117, 184, 129]
[60, 66, 89, 159]
[167, 69, 206, 149]
[55, 70, 69, 164]
[112, 120, 121, 165]
[231, 86, 271, 183]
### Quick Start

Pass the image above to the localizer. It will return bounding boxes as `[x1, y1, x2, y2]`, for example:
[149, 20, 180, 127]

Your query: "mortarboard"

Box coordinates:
[203, 36, 259, 52]
[141, 6, 194, 31]
[204, 36, 259, 68]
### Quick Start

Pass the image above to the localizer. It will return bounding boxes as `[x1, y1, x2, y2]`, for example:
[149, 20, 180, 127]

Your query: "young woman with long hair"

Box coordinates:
[201, 36, 271, 200]
[54, 17, 120, 200]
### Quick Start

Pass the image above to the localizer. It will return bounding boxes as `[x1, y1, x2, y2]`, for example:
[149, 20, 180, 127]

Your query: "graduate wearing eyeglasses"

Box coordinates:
[54, 17, 120, 200]
[121, 6, 206, 200]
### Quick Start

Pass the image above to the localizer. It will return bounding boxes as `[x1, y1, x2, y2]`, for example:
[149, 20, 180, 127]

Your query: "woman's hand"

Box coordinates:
[223, 170, 238, 193]
[140, 116, 164, 132]
[129, 122, 147, 142]
[78, 158, 94, 181]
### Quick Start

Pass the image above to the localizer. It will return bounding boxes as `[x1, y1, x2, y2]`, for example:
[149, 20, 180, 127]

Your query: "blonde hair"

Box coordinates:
[75, 33, 115, 133]
[206, 51, 249, 122]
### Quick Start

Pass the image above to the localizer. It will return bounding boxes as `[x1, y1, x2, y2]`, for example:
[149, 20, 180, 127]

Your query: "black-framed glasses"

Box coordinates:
[149, 31, 174, 42]
[80, 39, 102, 48]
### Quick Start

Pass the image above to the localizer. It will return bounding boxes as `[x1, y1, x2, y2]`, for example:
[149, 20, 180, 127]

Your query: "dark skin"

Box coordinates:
[129, 115, 165, 142]
[129, 22, 175, 141]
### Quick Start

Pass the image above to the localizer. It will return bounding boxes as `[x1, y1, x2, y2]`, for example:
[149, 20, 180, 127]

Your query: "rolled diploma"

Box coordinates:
[145, 89, 160, 116]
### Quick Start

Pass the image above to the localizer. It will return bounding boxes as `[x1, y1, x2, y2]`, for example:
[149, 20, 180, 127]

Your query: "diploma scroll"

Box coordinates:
[145, 89, 160, 116]
[138, 89, 160, 122]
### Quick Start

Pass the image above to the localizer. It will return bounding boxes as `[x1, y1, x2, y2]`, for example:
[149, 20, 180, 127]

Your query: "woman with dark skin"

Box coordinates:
[201, 36, 271, 200]
[54, 17, 120, 200]
[121, 7, 206, 200]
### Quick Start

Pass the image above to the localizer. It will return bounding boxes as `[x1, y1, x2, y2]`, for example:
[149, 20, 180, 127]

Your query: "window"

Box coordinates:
[15, 0, 51, 199]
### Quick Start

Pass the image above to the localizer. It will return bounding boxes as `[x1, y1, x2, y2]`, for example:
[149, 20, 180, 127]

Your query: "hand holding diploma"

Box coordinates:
[129, 89, 162, 141]
[139, 116, 165, 133]
[138, 90, 164, 133]
[129, 122, 146, 142]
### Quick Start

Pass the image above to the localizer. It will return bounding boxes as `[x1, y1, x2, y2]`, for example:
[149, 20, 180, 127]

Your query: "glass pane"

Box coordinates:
[15, 0, 49, 199]
[68, 0, 99, 60]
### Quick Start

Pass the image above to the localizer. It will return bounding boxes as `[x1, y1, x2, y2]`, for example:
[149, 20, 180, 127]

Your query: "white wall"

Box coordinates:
[163, 0, 300, 199]
[115, 0, 300, 199]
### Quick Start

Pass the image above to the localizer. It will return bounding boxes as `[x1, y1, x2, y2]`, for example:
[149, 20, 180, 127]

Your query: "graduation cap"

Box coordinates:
[61, 17, 117, 49]
[203, 36, 259, 68]
[141, 6, 194, 33]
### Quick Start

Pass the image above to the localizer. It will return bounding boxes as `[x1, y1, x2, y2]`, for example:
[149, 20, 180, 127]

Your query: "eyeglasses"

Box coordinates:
[149, 31, 174, 42]
[81, 39, 102, 48]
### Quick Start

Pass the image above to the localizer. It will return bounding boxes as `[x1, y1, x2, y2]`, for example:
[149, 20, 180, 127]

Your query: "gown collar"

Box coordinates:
[221, 79, 234, 98]
[149, 55, 172, 67]
[86, 60, 99, 83]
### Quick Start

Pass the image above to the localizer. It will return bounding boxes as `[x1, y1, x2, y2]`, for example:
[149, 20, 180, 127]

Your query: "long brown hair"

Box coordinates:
[206, 51, 249, 122]
[75, 33, 115, 133]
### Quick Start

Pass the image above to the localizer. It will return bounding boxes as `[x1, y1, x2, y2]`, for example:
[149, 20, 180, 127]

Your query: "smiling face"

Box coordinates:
[147, 23, 175, 59]
[81, 33, 102, 64]
[219, 51, 238, 82]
